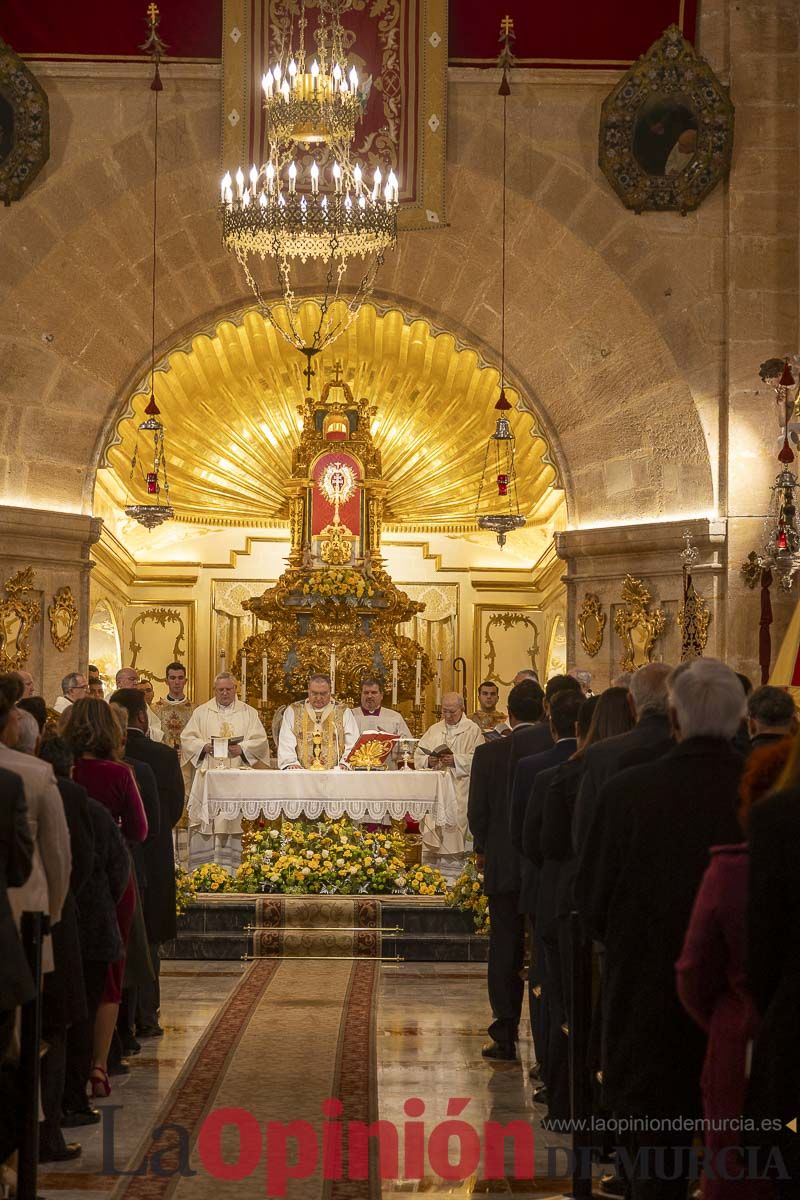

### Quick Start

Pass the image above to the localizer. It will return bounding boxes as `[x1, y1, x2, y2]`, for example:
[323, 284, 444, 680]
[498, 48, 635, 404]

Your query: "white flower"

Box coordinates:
[395, 875, 406, 886]
[321, 849, 330, 859]
[269, 829, 279, 839]
[340, 836, 348, 844]
[306, 850, 314, 859]
[336, 858, 345, 867]
[302, 867, 311, 876]
[350, 866, 358, 875]
[264, 850, 273, 859]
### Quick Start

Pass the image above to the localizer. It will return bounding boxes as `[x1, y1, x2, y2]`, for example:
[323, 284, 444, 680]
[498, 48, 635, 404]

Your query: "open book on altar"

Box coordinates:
[343, 730, 399, 769]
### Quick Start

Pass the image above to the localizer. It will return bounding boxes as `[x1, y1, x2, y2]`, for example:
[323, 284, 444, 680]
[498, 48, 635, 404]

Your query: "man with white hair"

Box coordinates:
[181, 672, 270, 869]
[53, 672, 88, 714]
[415, 692, 484, 854]
[12, 708, 40, 756]
[14, 671, 34, 699]
[279, 673, 359, 769]
[578, 659, 744, 1197]
[116, 667, 163, 742]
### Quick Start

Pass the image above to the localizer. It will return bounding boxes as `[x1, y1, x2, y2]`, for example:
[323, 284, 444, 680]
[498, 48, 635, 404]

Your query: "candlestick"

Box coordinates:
[240, 650, 247, 698]
[261, 653, 268, 704]
[330, 648, 336, 695]
[435, 653, 442, 706]
[414, 656, 422, 709]
[391, 657, 398, 707]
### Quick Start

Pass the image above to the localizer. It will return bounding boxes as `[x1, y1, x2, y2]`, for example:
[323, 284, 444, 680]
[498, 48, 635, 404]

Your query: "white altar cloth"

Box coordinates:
[188, 768, 459, 829]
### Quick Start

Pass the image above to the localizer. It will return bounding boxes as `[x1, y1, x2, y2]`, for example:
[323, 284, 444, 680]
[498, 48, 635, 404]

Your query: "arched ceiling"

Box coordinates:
[104, 301, 562, 530]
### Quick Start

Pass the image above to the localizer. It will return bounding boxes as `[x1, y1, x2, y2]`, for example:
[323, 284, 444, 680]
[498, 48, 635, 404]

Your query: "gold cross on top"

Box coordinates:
[331, 360, 344, 384]
[500, 15, 515, 38]
[147, 3, 160, 24]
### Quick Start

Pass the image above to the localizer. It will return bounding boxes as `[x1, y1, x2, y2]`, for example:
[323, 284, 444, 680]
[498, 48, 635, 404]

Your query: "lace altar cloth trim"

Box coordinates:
[189, 767, 459, 827]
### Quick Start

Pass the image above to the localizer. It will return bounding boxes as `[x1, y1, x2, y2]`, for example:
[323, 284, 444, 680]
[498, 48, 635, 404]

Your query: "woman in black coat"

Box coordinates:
[747, 744, 800, 1197]
[39, 737, 131, 1124]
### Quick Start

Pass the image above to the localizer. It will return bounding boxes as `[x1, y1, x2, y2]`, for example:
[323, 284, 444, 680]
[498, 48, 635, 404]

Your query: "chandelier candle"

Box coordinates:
[391, 656, 399, 707]
[218, 0, 400, 359]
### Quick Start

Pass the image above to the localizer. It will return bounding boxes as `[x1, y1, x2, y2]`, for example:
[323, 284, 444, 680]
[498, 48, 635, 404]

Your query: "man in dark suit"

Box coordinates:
[468, 680, 545, 1060]
[509, 685, 582, 1083]
[521, 689, 584, 1116]
[746, 684, 797, 753]
[110, 688, 184, 1038]
[573, 662, 672, 867]
[582, 660, 745, 1200]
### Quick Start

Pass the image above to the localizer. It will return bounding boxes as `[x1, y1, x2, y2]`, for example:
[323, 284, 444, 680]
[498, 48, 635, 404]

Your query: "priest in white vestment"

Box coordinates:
[182, 672, 271, 869]
[351, 677, 411, 768]
[278, 673, 359, 769]
[415, 692, 484, 855]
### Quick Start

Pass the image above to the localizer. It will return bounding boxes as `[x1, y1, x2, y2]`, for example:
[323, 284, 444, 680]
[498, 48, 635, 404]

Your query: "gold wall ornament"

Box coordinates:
[613, 575, 667, 674]
[475, 608, 541, 690]
[128, 607, 186, 680]
[0, 568, 41, 672]
[740, 551, 766, 590]
[578, 592, 606, 658]
[48, 586, 78, 653]
[678, 584, 711, 661]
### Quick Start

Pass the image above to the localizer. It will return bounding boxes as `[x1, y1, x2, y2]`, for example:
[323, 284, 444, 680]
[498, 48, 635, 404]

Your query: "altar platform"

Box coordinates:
[163, 893, 489, 963]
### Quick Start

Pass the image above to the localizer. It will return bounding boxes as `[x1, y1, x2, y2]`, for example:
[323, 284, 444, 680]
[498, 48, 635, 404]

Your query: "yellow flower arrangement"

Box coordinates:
[299, 568, 378, 605]
[190, 862, 233, 894]
[447, 856, 490, 934]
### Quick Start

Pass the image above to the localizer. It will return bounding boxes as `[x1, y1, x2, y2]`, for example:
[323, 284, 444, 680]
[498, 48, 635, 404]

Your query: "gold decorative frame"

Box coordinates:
[472, 604, 542, 708]
[678, 586, 711, 661]
[48, 586, 78, 652]
[0, 568, 41, 671]
[578, 592, 606, 658]
[128, 605, 193, 685]
[599, 25, 734, 215]
[0, 37, 50, 205]
[613, 575, 666, 674]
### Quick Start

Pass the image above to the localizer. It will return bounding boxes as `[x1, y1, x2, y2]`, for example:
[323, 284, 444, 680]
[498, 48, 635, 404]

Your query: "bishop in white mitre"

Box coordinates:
[415, 691, 484, 855]
[181, 671, 270, 870]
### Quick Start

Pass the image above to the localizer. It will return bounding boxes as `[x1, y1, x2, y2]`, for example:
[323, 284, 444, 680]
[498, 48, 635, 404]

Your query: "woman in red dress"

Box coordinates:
[61, 698, 148, 1097]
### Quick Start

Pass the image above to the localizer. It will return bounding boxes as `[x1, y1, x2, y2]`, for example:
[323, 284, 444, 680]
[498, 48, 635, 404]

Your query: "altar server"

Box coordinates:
[415, 692, 484, 854]
[181, 672, 270, 869]
[279, 673, 359, 769]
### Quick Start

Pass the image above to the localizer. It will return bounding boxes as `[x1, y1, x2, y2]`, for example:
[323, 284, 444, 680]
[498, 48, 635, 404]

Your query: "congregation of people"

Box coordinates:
[2, 654, 799, 1197]
[0, 662, 189, 1175]
[467, 660, 800, 1199]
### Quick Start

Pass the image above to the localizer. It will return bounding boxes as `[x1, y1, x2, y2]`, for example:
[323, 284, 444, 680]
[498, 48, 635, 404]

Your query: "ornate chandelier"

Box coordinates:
[124, 4, 174, 532]
[220, 0, 399, 378]
[475, 16, 525, 549]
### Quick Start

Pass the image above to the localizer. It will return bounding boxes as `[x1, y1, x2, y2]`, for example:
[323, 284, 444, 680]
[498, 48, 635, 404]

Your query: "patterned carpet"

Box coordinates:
[111, 959, 379, 1200]
[252, 896, 382, 958]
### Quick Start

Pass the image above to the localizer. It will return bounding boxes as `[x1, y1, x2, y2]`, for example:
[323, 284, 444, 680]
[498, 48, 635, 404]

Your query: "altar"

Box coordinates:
[187, 767, 460, 864]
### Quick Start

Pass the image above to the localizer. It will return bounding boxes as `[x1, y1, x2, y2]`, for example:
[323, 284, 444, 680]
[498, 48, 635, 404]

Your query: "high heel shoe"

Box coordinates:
[89, 1066, 110, 1098]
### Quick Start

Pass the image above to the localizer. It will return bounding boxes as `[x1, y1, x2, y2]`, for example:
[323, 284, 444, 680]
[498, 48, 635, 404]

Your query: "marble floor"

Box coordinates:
[36, 961, 580, 1200]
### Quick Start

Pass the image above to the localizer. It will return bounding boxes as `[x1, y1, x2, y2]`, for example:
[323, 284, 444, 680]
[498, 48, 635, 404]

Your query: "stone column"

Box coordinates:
[0, 505, 102, 703]
[555, 518, 727, 689]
